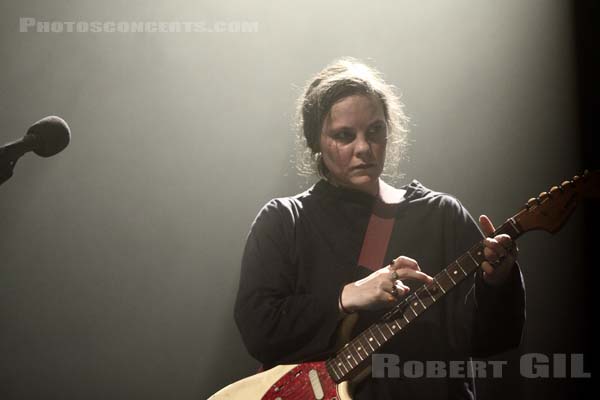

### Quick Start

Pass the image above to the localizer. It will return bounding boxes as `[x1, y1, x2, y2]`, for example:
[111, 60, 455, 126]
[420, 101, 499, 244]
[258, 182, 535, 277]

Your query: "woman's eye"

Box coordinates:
[333, 131, 353, 141]
[368, 125, 387, 140]
[369, 124, 385, 134]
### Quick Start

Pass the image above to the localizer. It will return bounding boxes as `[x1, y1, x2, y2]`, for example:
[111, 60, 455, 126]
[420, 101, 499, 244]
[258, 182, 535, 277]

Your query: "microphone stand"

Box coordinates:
[0, 148, 21, 186]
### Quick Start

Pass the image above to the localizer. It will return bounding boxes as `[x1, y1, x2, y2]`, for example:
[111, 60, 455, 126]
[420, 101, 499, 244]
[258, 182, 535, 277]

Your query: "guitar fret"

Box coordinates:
[375, 324, 389, 341]
[415, 292, 426, 309]
[349, 343, 363, 364]
[356, 339, 368, 360]
[423, 286, 438, 302]
[383, 322, 394, 339]
[408, 296, 424, 314]
[387, 321, 397, 333]
[353, 337, 364, 358]
[342, 346, 357, 367]
[356, 348, 366, 364]
[433, 278, 446, 294]
[466, 251, 481, 270]
[350, 343, 363, 364]
[384, 322, 395, 336]
[507, 218, 521, 236]
[329, 363, 341, 381]
[334, 368, 342, 381]
[496, 220, 520, 238]
[448, 262, 466, 281]
[335, 364, 344, 381]
[341, 360, 350, 375]
[455, 258, 468, 276]
[469, 243, 487, 265]
[336, 357, 348, 375]
[367, 327, 382, 347]
[416, 288, 434, 308]
[394, 318, 406, 330]
[444, 268, 457, 285]
[397, 317, 407, 329]
[362, 332, 375, 352]
[438, 271, 452, 287]
[341, 345, 356, 368]
[356, 336, 371, 357]
[408, 305, 418, 317]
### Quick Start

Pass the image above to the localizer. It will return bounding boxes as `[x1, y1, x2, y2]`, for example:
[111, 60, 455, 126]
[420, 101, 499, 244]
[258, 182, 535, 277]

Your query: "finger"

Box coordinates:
[395, 280, 410, 293]
[496, 237, 518, 262]
[396, 269, 433, 284]
[481, 261, 495, 275]
[479, 215, 495, 237]
[389, 285, 408, 298]
[495, 235, 515, 252]
[388, 281, 410, 301]
[381, 280, 398, 301]
[390, 256, 420, 271]
[483, 237, 508, 260]
[382, 279, 408, 293]
[483, 248, 508, 268]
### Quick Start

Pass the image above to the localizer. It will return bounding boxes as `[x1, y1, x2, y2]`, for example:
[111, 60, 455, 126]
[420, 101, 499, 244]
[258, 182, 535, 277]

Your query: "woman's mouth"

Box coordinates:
[353, 163, 375, 170]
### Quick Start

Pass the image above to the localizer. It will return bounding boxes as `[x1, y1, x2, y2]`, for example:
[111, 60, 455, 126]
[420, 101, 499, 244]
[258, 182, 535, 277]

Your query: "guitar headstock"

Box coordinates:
[514, 170, 599, 234]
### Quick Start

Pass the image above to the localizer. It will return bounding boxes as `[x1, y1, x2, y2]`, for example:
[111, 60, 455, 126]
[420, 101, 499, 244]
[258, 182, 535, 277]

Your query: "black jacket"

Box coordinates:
[234, 179, 525, 399]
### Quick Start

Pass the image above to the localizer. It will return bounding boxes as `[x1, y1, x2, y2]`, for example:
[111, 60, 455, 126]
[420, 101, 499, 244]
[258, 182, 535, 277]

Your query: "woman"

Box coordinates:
[234, 58, 525, 399]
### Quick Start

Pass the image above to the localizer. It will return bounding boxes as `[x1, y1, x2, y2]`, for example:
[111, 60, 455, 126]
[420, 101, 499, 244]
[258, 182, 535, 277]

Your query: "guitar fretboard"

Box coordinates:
[325, 219, 521, 383]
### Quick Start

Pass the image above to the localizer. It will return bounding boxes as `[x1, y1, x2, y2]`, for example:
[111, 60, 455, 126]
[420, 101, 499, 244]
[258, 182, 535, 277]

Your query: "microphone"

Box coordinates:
[0, 116, 71, 185]
[1, 115, 71, 158]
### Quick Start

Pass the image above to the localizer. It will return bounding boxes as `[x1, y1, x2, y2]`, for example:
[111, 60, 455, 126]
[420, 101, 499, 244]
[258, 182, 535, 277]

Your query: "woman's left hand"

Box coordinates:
[478, 214, 519, 286]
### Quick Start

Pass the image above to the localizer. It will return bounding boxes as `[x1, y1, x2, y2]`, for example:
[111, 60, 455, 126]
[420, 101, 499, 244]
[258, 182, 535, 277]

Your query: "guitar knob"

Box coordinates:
[573, 175, 581, 183]
[561, 180, 572, 189]
[527, 197, 538, 208]
[539, 191, 549, 200]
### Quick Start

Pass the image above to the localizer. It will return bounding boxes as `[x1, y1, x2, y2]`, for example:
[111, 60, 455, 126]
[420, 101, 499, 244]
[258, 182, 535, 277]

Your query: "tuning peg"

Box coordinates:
[526, 197, 539, 209]
[561, 180, 572, 189]
[539, 191, 550, 200]
[550, 186, 562, 195]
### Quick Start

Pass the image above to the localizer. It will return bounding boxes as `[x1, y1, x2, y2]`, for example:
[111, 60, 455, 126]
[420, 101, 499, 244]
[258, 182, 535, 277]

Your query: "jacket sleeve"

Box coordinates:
[233, 200, 345, 367]
[448, 198, 526, 358]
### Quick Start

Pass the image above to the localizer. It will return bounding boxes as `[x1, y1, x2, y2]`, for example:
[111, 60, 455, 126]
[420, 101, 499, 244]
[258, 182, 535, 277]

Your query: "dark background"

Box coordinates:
[0, 0, 596, 398]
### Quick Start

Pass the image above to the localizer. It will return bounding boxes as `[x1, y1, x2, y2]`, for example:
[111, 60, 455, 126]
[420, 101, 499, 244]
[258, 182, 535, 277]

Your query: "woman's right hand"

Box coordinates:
[339, 256, 433, 313]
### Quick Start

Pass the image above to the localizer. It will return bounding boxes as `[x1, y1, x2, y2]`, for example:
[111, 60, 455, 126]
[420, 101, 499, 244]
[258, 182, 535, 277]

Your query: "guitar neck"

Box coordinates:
[326, 218, 524, 383]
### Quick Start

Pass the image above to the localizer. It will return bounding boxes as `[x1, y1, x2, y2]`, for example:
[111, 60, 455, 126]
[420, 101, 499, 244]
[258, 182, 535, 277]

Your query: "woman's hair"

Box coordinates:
[295, 57, 409, 181]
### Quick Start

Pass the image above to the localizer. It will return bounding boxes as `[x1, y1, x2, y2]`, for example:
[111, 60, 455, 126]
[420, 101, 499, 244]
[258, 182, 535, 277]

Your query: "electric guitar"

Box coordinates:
[209, 171, 599, 400]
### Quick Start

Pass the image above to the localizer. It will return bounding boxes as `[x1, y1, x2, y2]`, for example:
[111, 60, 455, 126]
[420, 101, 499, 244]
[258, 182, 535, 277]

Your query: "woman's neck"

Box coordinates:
[326, 177, 380, 197]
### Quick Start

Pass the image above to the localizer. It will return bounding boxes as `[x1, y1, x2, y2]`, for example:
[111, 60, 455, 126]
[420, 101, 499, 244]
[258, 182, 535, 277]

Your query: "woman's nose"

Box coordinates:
[354, 133, 371, 155]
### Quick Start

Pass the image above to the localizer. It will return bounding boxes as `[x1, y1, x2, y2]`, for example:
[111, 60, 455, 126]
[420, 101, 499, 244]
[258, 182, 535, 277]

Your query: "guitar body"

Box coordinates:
[209, 315, 361, 400]
[208, 362, 352, 400]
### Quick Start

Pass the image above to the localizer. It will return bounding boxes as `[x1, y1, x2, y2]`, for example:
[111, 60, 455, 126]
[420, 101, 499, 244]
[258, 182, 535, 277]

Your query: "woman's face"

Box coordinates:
[319, 94, 387, 195]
